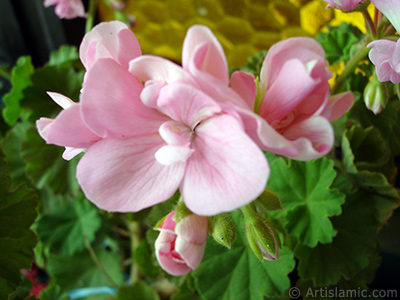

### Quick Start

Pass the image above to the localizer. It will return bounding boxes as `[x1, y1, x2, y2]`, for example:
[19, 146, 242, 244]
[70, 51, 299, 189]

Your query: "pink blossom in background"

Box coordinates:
[155, 212, 208, 276]
[368, 39, 400, 84]
[231, 37, 354, 161]
[43, 0, 85, 19]
[371, 0, 400, 33]
[322, 0, 364, 11]
[37, 21, 269, 216]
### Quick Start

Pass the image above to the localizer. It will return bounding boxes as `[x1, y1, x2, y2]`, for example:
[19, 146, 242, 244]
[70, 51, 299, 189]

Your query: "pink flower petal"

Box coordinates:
[230, 71, 257, 110]
[321, 91, 354, 121]
[371, 0, 400, 33]
[36, 104, 100, 148]
[175, 214, 209, 244]
[284, 116, 334, 161]
[175, 238, 206, 269]
[182, 25, 229, 85]
[76, 135, 185, 212]
[47, 92, 75, 109]
[258, 59, 319, 122]
[81, 58, 167, 139]
[157, 83, 221, 128]
[181, 115, 269, 216]
[63, 147, 85, 160]
[80, 21, 141, 70]
[129, 56, 198, 86]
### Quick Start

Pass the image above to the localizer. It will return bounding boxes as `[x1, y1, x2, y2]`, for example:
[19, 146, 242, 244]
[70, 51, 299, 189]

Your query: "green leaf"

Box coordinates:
[46, 247, 123, 294]
[295, 190, 379, 286]
[133, 240, 160, 278]
[267, 158, 345, 247]
[21, 65, 83, 122]
[117, 281, 160, 300]
[230, 50, 267, 76]
[2, 57, 34, 126]
[21, 126, 81, 196]
[48, 46, 80, 68]
[192, 212, 295, 300]
[0, 122, 30, 189]
[36, 200, 101, 256]
[0, 153, 37, 299]
[316, 24, 360, 65]
[342, 126, 400, 223]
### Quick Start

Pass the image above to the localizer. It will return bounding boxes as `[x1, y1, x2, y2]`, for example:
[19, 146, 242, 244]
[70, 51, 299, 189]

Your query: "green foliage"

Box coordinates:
[192, 212, 295, 300]
[2, 57, 34, 126]
[36, 200, 102, 256]
[117, 281, 160, 300]
[0, 154, 37, 300]
[48, 46, 80, 68]
[21, 126, 81, 196]
[267, 158, 345, 247]
[316, 23, 364, 65]
[230, 50, 267, 76]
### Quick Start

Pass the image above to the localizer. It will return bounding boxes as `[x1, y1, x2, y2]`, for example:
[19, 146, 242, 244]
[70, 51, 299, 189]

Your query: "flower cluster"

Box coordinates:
[37, 20, 353, 274]
[44, 0, 85, 19]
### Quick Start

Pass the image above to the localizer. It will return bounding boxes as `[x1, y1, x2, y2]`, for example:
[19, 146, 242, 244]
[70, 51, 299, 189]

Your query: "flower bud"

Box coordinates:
[210, 214, 237, 249]
[254, 189, 283, 211]
[364, 76, 389, 114]
[155, 212, 208, 276]
[242, 206, 281, 261]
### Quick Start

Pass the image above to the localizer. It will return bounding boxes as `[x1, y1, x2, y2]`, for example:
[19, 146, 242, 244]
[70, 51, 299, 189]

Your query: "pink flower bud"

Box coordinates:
[155, 212, 208, 276]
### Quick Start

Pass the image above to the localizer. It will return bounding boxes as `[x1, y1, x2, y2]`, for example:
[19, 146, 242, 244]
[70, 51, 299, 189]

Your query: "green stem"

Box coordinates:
[83, 235, 119, 288]
[125, 219, 141, 284]
[0, 66, 11, 81]
[85, 0, 97, 33]
[331, 43, 371, 95]
[362, 10, 376, 38]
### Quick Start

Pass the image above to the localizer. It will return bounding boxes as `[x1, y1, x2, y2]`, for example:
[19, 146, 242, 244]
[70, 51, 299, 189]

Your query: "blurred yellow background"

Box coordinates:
[99, 0, 373, 68]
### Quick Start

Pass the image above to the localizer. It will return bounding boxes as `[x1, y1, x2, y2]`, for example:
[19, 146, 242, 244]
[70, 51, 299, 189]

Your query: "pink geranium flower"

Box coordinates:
[231, 38, 354, 161]
[322, 0, 365, 11]
[37, 21, 269, 216]
[371, 0, 400, 33]
[43, 0, 85, 19]
[368, 39, 400, 84]
[155, 212, 208, 276]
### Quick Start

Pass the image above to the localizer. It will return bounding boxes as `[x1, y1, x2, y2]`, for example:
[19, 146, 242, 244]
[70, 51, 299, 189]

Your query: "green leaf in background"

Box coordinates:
[133, 240, 160, 278]
[117, 281, 160, 300]
[349, 99, 400, 155]
[316, 23, 361, 65]
[36, 200, 101, 256]
[0, 122, 30, 189]
[21, 65, 83, 122]
[2, 57, 34, 126]
[46, 247, 123, 295]
[0, 153, 37, 299]
[21, 126, 81, 196]
[192, 212, 295, 300]
[295, 190, 379, 287]
[48, 46, 80, 68]
[342, 126, 400, 223]
[267, 157, 345, 247]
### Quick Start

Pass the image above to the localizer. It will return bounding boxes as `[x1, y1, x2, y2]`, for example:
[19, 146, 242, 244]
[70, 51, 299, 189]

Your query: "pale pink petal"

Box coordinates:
[157, 83, 221, 128]
[155, 145, 194, 165]
[323, 0, 362, 11]
[368, 39, 400, 84]
[182, 25, 229, 84]
[371, 0, 400, 33]
[261, 37, 326, 90]
[47, 92, 75, 109]
[155, 249, 192, 276]
[175, 215, 209, 244]
[175, 238, 206, 269]
[44, 0, 58, 7]
[80, 21, 141, 69]
[158, 212, 176, 231]
[230, 71, 257, 110]
[63, 147, 85, 160]
[181, 115, 269, 216]
[81, 59, 167, 139]
[76, 135, 185, 212]
[141, 80, 165, 108]
[158, 121, 193, 145]
[284, 116, 334, 161]
[321, 92, 354, 121]
[36, 104, 100, 148]
[129, 56, 198, 86]
[258, 59, 319, 122]
[53, 0, 85, 19]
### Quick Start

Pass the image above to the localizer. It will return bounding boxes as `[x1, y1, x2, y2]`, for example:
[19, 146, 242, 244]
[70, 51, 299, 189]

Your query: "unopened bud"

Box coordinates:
[242, 206, 281, 261]
[210, 214, 236, 249]
[254, 189, 283, 211]
[364, 76, 389, 114]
